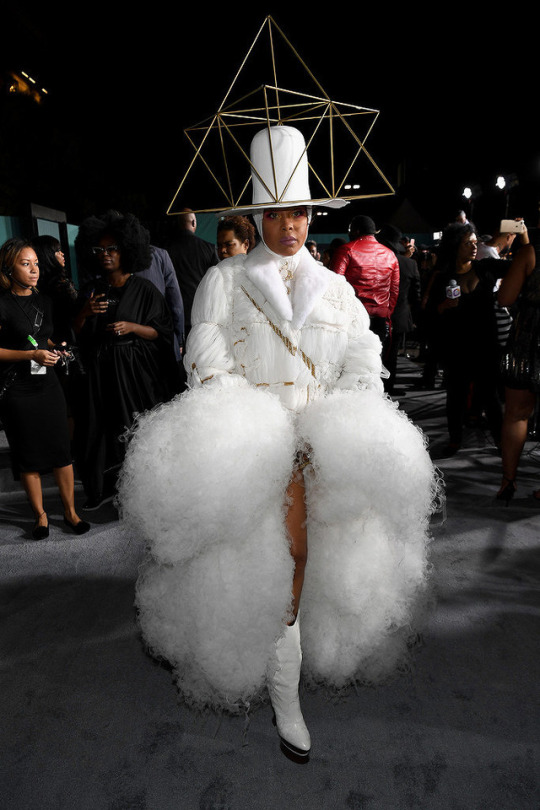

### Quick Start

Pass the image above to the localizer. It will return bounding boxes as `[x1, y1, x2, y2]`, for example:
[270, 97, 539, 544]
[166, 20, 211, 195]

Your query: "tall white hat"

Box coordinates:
[222, 125, 348, 216]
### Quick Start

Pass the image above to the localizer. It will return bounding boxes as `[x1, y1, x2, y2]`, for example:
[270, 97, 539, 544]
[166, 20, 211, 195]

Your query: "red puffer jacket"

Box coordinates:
[330, 235, 400, 320]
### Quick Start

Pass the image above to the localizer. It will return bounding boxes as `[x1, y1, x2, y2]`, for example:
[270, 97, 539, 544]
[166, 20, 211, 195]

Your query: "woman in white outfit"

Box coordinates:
[118, 126, 437, 759]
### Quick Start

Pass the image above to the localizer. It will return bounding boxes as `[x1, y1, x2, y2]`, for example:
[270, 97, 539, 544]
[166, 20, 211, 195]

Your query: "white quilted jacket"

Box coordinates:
[185, 242, 384, 411]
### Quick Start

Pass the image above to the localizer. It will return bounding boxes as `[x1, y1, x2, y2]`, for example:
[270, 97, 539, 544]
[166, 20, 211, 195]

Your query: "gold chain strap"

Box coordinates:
[240, 285, 317, 378]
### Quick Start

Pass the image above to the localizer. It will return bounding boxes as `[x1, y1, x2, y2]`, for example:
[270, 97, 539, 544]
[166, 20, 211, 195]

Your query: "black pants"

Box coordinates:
[369, 316, 391, 359]
[384, 330, 406, 394]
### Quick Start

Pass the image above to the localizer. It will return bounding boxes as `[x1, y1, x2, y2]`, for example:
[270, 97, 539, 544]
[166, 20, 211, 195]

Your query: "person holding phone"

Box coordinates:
[497, 225, 540, 501]
[477, 219, 528, 261]
[73, 212, 180, 510]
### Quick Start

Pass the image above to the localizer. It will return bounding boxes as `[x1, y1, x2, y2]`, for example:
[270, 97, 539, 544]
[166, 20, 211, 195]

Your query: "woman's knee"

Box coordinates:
[291, 539, 308, 571]
[504, 390, 536, 423]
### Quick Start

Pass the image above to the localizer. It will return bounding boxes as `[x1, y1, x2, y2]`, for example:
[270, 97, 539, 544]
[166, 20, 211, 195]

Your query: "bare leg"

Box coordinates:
[267, 464, 311, 757]
[20, 471, 47, 525]
[53, 463, 83, 524]
[498, 387, 536, 493]
[285, 466, 308, 621]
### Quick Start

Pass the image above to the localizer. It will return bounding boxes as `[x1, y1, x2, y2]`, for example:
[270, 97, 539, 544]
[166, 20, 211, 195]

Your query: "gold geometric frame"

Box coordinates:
[167, 16, 395, 215]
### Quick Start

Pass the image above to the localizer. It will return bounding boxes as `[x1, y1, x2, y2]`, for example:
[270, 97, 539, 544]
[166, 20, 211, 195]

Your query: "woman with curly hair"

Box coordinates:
[73, 211, 180, 510]
[216, 215, 256, 260]
[0, 238, 89, 537]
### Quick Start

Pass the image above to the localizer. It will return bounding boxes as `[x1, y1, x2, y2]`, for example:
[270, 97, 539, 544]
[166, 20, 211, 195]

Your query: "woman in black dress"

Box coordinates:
[0, 238, 89, 538]
[73, 212, 180, 510]
[427, 222, 503, 455]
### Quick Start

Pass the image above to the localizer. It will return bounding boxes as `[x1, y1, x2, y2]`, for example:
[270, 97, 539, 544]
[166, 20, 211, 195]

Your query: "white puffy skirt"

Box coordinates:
[118, 385, 439, 712]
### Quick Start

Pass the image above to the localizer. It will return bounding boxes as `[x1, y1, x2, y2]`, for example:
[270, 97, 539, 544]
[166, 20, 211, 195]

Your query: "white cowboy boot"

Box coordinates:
[267, 618, 311, 757]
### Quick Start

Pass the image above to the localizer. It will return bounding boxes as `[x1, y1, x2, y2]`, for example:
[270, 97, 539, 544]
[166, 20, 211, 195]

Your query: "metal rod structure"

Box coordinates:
[167, 17, 394, 215]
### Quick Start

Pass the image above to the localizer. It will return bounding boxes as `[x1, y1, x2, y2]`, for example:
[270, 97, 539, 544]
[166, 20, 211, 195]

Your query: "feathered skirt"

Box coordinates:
[117, 385, 439, 712]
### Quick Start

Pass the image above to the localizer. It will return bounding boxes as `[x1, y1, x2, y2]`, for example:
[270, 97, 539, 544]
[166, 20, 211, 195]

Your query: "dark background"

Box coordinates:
[1, 7, 537, 238]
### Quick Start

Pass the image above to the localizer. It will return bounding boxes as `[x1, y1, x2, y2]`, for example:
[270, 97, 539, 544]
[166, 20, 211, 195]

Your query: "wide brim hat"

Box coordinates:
[221, 126, 348, 216]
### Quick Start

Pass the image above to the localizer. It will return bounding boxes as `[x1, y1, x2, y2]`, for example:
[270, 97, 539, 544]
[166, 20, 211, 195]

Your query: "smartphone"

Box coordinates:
[500, 219, 526, 234]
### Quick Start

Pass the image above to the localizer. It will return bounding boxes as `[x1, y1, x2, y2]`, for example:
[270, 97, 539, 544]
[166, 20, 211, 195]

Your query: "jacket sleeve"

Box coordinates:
[388, 254, 400, 317]
[334, 280, 384, 394]
[160, 248, 185, 347]
[184, 265, 249, 390]
[329, 244, 351, 276]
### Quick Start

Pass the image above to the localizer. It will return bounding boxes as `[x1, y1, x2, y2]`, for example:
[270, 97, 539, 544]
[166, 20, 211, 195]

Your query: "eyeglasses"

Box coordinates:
[92, 245, 119, 256]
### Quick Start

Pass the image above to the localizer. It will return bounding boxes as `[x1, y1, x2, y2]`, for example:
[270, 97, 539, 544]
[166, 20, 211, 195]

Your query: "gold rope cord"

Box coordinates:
[241, 285, 316, 378]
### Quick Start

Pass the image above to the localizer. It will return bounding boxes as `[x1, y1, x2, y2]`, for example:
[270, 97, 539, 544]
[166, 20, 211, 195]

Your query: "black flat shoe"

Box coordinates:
[32, 512, 49, 540]
[63, 516, 91, 535]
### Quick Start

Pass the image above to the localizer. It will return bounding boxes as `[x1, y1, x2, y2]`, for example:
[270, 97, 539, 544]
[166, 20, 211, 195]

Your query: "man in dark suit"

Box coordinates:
[377, 224, 421, 394]
[166, 209, 219, 339]
[138, 245, 185, 360]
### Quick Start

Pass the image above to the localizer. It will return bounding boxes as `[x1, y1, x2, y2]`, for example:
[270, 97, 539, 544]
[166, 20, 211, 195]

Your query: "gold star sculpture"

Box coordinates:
[167, 16, 395, 215]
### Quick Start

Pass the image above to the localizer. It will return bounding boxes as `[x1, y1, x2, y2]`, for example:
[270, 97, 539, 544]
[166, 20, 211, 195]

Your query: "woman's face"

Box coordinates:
[10, 247, 40, 289]
[217, 229, 249, 260]
[261, 207, 309, 257]
[55, 246, 66, 268]
[95, 235, 121, 274]
[457, 232, 477, 264]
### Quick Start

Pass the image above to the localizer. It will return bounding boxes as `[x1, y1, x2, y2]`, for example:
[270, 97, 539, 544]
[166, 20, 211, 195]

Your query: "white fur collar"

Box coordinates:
[290, 250, 330, 329]
[244, 243, 329, 329]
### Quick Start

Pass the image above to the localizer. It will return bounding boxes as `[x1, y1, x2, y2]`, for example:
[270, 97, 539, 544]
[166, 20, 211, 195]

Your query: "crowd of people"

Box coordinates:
[1, 204, 539, 526]
[1, 126, 539, 758]
[389, 212, 537, 499]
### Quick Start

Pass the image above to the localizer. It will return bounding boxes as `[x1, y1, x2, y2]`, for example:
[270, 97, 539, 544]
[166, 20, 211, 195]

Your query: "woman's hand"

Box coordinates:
[83, 293, 109, 316]
[107, 320, 135, 337]
[72, 293, 108, 335]
[33, 349, 60, 367]
[107, 321, 158, 340]
[48, 340, 68, 353]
